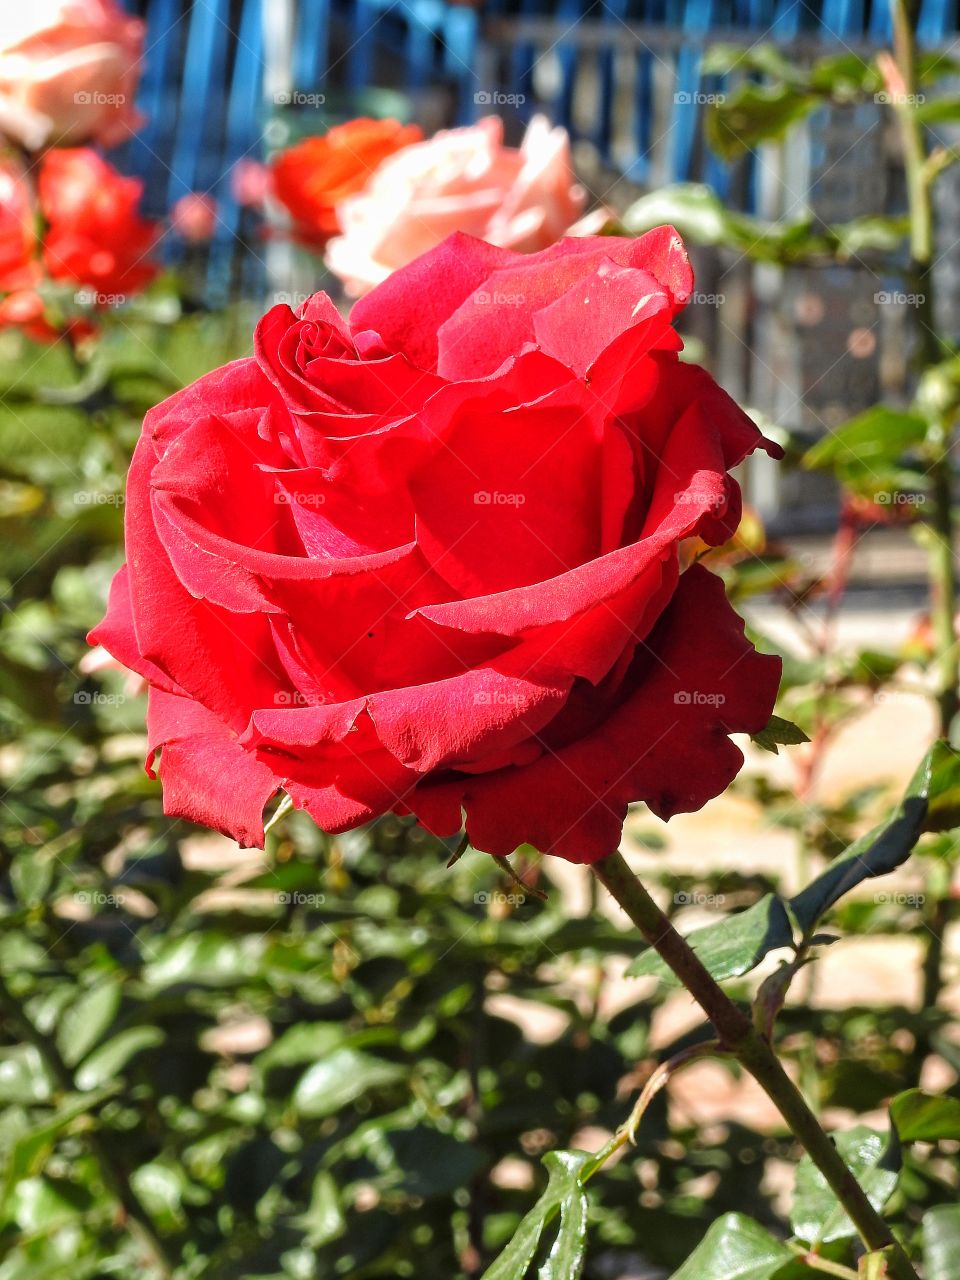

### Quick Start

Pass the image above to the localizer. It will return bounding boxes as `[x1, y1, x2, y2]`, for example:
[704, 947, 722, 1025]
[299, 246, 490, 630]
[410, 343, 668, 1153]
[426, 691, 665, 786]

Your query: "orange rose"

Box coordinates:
[0, 0, 144, 151]
[270, 117, 422, 241]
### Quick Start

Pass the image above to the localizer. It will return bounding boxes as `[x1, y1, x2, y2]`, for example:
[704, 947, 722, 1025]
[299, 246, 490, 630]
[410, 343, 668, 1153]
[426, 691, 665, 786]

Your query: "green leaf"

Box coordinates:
[482, 1151, 590, 1280]
[803, 407, 930, 495]
[707, 82, 819, 159]
[292, 1048, 406, 1118]
[790, 746, 935, 933]
[57, 980, 122, 1066]
[625, 895, 794, 985]
[291, 1170, 345, 1247]
[751, 715, 810, 756]
[923, 743, 960, 833]
[669, 1212, 801, 1279]
[890, 1089, 960, 1142]
[791, 1127, 900, 1244]
[924, 1205, 960, 1280]
[74, 1026, 165, 1091]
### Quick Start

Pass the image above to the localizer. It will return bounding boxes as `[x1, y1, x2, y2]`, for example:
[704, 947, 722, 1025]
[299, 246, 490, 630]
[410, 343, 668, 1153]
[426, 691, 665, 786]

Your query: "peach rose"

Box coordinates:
[0, 0, 144, 151]
[325, 115, 588, 296]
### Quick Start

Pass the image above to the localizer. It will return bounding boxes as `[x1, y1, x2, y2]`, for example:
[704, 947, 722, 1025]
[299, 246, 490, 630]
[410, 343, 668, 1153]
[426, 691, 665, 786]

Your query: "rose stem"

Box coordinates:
[0, 973, 176, 1277]
[591, 851, 920, 1280]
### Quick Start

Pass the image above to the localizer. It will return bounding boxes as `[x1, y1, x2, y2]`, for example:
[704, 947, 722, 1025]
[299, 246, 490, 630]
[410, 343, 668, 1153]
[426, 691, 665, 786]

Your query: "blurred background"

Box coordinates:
[0, 1, 957, 1277]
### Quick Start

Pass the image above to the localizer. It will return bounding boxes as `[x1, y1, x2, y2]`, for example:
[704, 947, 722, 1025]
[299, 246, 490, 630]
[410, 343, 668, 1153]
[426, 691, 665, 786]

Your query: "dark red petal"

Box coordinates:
[405, 566, 781, 862]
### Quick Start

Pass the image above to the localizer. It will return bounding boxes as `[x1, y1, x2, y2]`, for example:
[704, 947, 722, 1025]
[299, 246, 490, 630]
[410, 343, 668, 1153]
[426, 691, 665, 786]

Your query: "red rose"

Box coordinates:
[39, 147, 159, 296]
[90, 229, 782, 862]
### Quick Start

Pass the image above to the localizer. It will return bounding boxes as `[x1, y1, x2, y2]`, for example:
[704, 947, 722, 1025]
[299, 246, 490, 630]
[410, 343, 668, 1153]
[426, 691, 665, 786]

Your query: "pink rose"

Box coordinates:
[0, 0, 144, 151]
[170, 193, 218, 243]
[325, 115, 588, 296]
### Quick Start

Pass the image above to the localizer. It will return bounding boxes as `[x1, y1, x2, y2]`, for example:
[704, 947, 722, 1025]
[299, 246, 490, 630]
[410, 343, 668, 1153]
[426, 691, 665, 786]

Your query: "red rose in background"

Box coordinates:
[0, 154, 38, 291]
[39, 147, 159, 296]
[270, 118, 423, 241]
[90, 229, 782, 862]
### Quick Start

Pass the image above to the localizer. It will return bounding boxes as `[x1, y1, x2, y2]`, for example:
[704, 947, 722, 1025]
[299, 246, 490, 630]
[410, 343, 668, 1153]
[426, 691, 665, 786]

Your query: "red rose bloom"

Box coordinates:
[270, 117, 423, 241]
[39, 147, 159, 295]
[90, 229, 782, 862]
